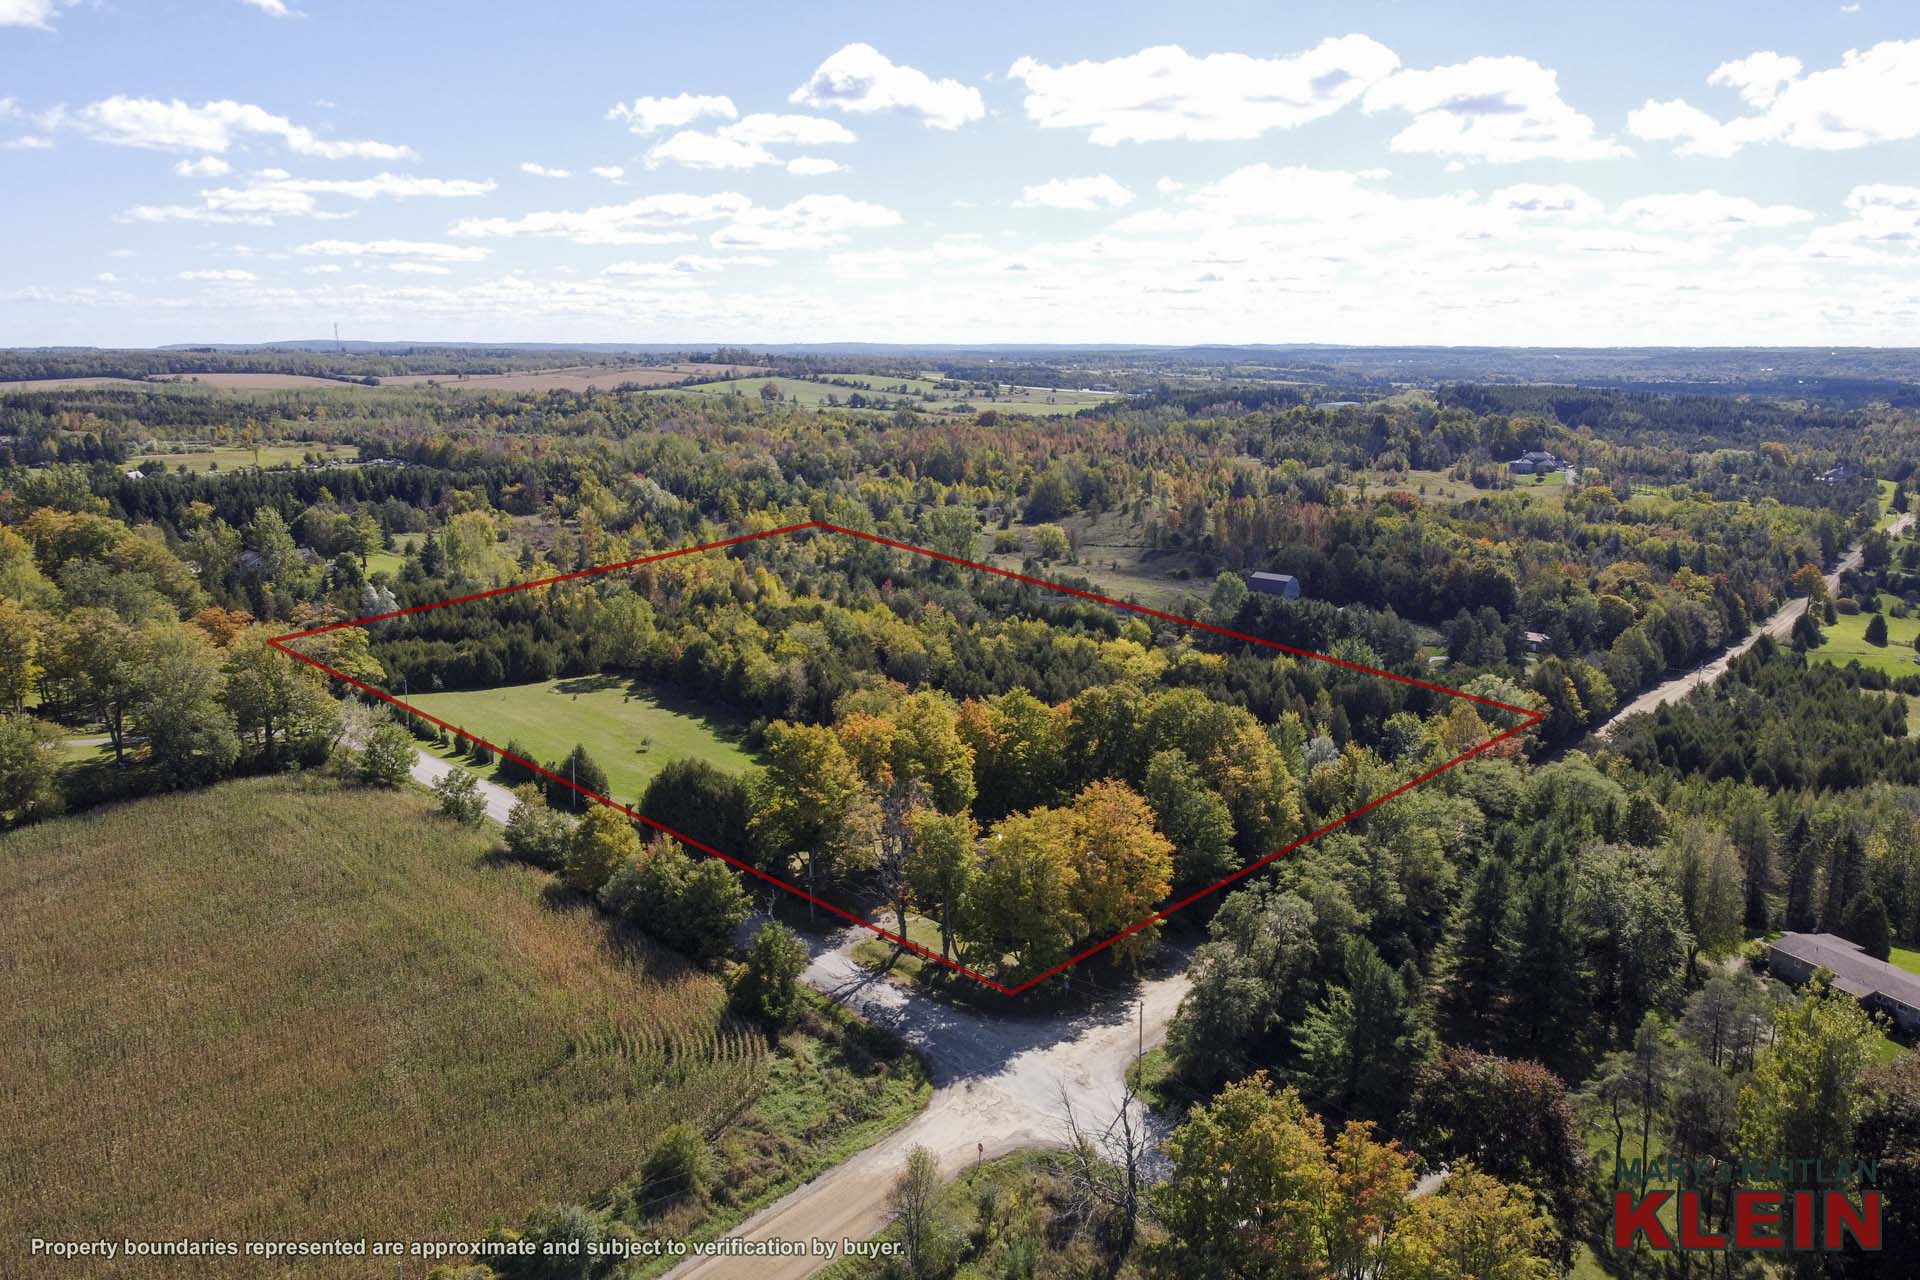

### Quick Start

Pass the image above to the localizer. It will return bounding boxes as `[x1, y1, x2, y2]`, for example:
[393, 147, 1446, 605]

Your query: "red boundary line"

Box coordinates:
[271, 520, 1541, 997]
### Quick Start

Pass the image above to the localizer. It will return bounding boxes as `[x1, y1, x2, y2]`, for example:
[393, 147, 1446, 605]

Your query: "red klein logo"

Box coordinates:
[1612, 1158, 1882, 1253]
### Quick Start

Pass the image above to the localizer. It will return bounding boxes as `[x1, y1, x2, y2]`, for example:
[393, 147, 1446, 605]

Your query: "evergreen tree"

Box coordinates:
[1865, 613, 1890, 646]
[1821, 828, 1866, 934]
[1293, 937, 1426, 1124]
[1842, 891, 1893, 961]
[1436, 852, 1516, 1047]
[1506, 867, 1589, 1068]
[1784, 814, 1820, 932]
[552, 742, 611, 809]
[1728, 792, 1776, 933]
[1790, 610, 1823, 651]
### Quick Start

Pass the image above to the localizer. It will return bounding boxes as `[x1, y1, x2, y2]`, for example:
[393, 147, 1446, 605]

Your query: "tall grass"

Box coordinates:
[0, 772, 765, 1277]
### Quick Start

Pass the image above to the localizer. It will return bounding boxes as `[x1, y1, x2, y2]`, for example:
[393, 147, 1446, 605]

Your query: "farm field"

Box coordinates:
[380, 361, 769, 392]
[135, 441, 360, 472]
[650, 373, 1113, 417]
[0, 774, 735, 1271]
[155, 372, 373, 390]
[0, 773, 927, 1278]
[0, 375, 155, 393]
[407, 674, 757, 807]
[1805, 609, 1920, 677]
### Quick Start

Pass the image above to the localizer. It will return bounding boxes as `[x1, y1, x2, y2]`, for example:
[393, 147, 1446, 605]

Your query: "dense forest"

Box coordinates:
[5, 359, 1920, 1278]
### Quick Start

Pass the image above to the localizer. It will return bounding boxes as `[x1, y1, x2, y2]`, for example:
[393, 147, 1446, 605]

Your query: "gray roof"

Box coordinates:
[1250, 572, 1298, 585]
[1771, 933, 1920, 1009]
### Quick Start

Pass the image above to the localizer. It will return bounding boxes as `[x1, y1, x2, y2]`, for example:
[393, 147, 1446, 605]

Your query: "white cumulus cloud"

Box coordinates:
[790, 43, 985, 129]
[0, 0, 73, 30]
[448, 191, 754, 245]
[606, 93, 738, 135]
[123, 171, 493, 225]
[296, 238, 489, 261]
[591, 165, 625, 180]
[1613, 191, 1815, 233]
[1015, 175, 1134, 210]
[520, 161, 572, 178]
[603, 253, 774, 276]
[174, 156, 232, 177]
[1362, 57, 1628, 162]
[178, 268, 257, 281]
[646, 113, 854, 170]
[787, 156, 844, 176]
[1631, 40, 1920, 156]
[1007, 36, 1399, 144]
[711, 193, 901, 250]
[47, 96, 413, 160]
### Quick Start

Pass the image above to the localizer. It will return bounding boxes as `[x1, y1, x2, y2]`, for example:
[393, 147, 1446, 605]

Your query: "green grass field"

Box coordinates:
[1806, 609, 1920, 677]
[1356, 467, 1573, 507]
[134, 441, 360, 473]
[1880, 479, 1901, 530]
[362, 531, 422, 579]
[407, 674, 757, 806]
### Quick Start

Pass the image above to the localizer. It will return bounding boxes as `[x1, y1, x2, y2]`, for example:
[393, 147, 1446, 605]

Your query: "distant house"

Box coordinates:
[1524, 630, 1551, 652]
[1768, 932, 1920, 1036]
[1819, 463, 1864, 484]
[1507, 450, 1567, 475]
[1248, 572, 1302, 600]
[123, 469, 145, 480]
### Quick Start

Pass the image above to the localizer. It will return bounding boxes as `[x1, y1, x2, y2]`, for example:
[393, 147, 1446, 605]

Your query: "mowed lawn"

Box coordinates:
[408, 675, 757, 805]
[1807, 609, 1920, 678]
[0, 774, 765, 1275]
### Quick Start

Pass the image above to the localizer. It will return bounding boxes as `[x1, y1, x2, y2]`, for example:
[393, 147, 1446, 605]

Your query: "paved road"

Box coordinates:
[1594, 511, 1915, 741]
[405, 744, 519, 823]
[399, 744, 1190, 1280]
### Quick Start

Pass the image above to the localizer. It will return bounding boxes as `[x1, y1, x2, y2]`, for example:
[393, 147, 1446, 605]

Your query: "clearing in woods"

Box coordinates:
[1805, 608, 1920, 678]
[407, 675, 758, 807]
[0, 772, 926, 1277]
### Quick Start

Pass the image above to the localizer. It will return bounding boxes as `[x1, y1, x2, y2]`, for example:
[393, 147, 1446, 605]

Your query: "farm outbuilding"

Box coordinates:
[1248, 572, 1302, 600]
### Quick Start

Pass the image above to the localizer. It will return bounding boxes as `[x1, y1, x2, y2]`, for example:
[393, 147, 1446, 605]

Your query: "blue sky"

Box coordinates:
[1, 0, 1916, 346]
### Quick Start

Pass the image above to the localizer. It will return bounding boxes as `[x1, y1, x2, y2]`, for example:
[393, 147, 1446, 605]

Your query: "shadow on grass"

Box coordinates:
[548, 671, 759, 753]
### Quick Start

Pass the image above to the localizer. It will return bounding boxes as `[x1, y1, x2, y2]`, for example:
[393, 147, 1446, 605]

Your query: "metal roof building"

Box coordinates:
[1768, 932, 1920, 1036]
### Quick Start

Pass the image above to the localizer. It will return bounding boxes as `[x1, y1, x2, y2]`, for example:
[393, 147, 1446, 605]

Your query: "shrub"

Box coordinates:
[641, 1122, 710, 1202]
[638, 758, 752, 862]
[1835, 597, 1861, 616]
[503, 784, 573, 868]
[735, 921, 809, 1031]
[564, 806, 641, 893]
[359, 723, 414, 788]
[496, 739, 538, 785]
[0, 715, 62, 828]
[601, 843, 751, 966]
[433, 768, 486, 825]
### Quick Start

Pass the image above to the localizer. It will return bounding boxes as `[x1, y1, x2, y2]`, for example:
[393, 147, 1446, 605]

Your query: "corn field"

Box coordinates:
[0, 773, 769, 1278]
